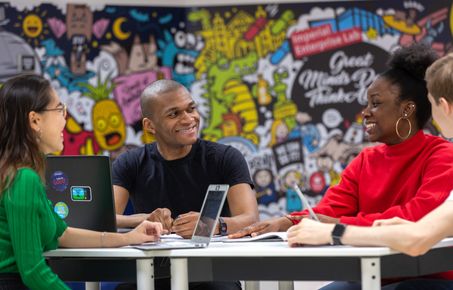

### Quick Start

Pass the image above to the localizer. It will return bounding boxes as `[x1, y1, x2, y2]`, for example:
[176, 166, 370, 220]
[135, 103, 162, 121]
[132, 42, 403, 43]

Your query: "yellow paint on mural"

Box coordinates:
[92, 99, 127, 151]
[22, 14, 43, 38]
[113, 17, 131, 40]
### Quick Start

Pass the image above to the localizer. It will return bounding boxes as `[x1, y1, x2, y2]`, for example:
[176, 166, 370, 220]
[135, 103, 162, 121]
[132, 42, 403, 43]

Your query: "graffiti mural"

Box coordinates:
[0, 1, 451, 219]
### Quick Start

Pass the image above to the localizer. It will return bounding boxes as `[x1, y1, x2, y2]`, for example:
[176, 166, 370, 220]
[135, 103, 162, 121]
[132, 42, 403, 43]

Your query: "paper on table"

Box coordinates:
[223, 232, 288, 242]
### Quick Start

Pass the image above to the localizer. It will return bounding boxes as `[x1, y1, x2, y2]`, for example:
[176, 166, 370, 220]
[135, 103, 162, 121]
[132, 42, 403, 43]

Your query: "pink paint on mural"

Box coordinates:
[113, 67, 172, 125]
[93, 18, 110, 39]
[244, 17, 268, 41]
[47, 17, 66, 38]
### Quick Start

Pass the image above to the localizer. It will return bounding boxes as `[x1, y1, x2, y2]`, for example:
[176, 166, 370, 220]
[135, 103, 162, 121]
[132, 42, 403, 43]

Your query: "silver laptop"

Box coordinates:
[132, 184, 229, 250]
[45, 155, 117, 232]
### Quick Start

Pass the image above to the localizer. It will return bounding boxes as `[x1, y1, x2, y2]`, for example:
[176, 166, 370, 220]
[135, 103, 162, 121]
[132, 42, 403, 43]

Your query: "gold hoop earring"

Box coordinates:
[395, 116, 412, 140]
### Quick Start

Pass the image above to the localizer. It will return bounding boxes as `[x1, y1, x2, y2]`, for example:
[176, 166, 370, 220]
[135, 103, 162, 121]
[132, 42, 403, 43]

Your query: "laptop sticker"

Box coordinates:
[50, 171, 69, 192]
[54, 201, 69, 219]
[70, 186, 92, 202]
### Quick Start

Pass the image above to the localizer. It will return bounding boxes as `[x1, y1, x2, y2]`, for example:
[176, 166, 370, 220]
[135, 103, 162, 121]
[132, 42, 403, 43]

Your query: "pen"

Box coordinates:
[292, 183, 320, 222]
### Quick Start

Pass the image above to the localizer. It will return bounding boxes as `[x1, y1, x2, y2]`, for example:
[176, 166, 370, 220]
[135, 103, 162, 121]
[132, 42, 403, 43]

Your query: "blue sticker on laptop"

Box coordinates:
[54, 202, 69, 219]
[70, 186, 92, 202]
[50, 171, 69, 192]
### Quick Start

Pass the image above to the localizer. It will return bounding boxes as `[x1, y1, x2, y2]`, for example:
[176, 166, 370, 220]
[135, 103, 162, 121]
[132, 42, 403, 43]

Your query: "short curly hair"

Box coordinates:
[381, 42, 438, 129]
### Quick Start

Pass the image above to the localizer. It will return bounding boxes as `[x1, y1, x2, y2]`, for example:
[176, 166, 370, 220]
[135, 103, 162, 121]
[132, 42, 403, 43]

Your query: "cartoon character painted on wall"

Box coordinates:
[157, 30, 201, 88]
[203, 52, 258, 142]
[92, 99, 126, 151]
[308, 153, 336, 196]
[127, 34, 158, 73]
[223, 79, 259, 144]
[281, 169, 303, 212]
[253, 169, 278, 205]
[269, 119, 289, 146]
[220, 112, 242, 137]
[22, 14, 43, 39]
[272, 67, 298, 132]
[252, 73, 272, 105]
[62, 115, 101, 155]
[66, 4, 93, 76]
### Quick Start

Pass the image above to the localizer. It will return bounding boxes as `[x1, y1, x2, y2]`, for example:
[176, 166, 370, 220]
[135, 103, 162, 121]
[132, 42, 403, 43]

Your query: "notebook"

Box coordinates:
[45, 155, 117, 232]
[132, 184, 229, 250]
[223, 232, 288, 243]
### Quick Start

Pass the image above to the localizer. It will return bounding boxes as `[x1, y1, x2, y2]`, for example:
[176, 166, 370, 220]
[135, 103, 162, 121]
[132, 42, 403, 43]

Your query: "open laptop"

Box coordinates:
[132, 184, 229, 250]
[45, 155, 117, 232]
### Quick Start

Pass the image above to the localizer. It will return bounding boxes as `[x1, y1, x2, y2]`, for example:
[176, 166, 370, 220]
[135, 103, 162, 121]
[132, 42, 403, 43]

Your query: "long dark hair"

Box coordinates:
[0, 74, 52, 193]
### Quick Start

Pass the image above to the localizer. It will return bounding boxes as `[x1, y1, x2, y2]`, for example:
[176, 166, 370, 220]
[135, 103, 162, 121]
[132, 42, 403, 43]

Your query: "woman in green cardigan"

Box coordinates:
[0, 74, 165, 289]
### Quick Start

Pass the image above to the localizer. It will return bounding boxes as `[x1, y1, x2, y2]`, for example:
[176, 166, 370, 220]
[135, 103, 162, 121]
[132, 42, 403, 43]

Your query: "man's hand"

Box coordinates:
[172, 211, 200, 239]
[147, 208, 173, 231]
[228, 217, 292, 239]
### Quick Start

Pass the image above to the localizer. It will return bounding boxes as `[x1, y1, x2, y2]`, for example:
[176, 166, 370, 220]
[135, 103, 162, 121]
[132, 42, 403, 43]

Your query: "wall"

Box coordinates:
[0, 0, 451, 220]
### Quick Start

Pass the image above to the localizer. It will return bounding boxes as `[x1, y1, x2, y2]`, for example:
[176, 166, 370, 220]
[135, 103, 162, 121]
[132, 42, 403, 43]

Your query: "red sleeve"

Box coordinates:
[289, 152, 363, 224]
[340, 148, 453, 226]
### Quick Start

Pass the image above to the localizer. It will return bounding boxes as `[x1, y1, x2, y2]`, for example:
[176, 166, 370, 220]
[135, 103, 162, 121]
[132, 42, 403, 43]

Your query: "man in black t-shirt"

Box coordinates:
[112, 79, 258, 290]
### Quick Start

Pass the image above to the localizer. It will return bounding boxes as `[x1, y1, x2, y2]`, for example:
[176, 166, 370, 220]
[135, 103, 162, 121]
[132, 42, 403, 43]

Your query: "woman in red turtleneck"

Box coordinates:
[230, 43, 453, 288]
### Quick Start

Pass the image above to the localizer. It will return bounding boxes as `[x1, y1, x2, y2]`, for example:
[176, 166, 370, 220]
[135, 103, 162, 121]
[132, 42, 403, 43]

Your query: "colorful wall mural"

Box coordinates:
[1, 1, 451, 219]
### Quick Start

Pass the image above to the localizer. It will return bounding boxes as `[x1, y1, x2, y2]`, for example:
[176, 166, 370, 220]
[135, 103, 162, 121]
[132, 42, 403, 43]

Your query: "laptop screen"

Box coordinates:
[192, 184, 229, 243]
[45, 155, 117, 232]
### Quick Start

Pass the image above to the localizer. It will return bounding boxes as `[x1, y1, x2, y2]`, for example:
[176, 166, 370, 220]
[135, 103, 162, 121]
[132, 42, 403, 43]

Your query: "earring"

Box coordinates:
[395, 116, 412, 140]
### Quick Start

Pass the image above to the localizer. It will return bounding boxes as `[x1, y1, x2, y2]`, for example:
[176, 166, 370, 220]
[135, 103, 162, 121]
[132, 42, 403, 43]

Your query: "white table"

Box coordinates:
[44, 238, 453, 290]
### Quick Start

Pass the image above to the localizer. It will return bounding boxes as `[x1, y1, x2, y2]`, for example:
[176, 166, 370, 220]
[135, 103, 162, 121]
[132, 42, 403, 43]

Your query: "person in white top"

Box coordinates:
[287, 53, 453, 290]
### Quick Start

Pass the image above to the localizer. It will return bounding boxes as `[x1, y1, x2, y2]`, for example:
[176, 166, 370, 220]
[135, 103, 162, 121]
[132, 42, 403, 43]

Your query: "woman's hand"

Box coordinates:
[126, 220, 166, 244]
[287, 218, 335, 247]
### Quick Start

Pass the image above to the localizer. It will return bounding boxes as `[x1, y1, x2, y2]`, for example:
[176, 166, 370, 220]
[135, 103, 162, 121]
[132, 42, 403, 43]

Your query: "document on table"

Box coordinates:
[222, 232, 288, 242]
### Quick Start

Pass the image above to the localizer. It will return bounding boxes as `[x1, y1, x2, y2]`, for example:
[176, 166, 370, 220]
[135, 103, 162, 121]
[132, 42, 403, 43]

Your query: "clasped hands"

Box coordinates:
[147, 208, 201, 239]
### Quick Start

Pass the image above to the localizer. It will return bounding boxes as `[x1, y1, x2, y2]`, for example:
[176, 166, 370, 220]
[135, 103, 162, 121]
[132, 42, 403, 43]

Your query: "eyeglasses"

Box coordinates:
[40, 103, 67, 118]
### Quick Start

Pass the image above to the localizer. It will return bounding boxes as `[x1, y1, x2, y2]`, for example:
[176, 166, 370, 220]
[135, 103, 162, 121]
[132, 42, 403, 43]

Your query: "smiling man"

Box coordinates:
[112, 79, 258, 290]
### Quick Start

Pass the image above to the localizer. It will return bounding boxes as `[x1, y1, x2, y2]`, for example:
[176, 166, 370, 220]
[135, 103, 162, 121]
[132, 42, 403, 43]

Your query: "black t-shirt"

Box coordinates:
[112, 139, 253, 217]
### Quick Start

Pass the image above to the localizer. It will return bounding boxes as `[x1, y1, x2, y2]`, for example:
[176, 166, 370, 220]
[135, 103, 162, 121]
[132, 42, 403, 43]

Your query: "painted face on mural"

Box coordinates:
[254, 169, 272, 188]
[92, 99, 126, 151]
[146, 87, 200, 150]
[362, 77, 408, 145]
[66, 4, 93, 39]
[22, 14, 43, 38]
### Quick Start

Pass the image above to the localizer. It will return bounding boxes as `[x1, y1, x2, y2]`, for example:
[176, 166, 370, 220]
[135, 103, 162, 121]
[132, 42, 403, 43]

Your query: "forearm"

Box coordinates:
[116, 213, 148, 228]
[58, 227, 130, 248]
[341, 219, 447, 256]
[340, 225, 421, 253]
[221, 212, 260, 234]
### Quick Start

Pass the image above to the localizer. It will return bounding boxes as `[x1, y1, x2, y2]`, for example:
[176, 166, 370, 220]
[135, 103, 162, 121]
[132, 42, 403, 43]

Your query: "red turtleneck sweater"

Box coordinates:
[294, 130, 453, 279]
